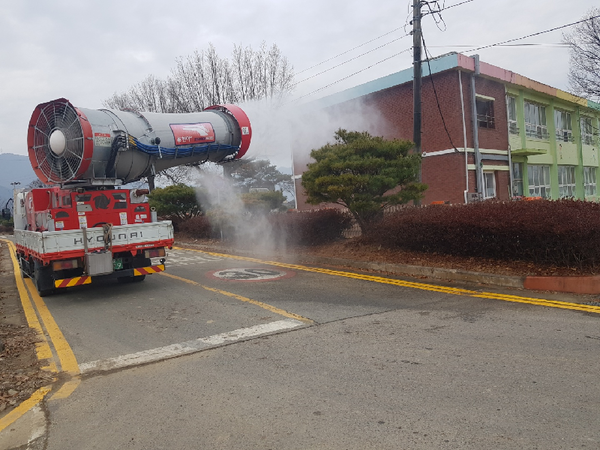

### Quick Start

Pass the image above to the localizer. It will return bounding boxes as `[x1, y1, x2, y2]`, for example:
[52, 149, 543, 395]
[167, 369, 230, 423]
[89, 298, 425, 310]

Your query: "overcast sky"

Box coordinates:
[0, 0, 597, 169]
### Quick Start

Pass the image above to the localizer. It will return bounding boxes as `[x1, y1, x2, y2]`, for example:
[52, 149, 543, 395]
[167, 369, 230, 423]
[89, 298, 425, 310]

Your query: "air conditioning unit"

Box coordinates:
[467, 192, 482, 203]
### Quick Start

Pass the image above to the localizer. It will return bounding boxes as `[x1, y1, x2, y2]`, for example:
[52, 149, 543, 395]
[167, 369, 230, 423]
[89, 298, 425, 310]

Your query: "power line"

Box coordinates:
[297, 0, 476, 77]
[293, 34, 410, 86]
[466, 14, 600, 53]
[292, 49, 412, 103]
[429, 0, 475, 13]
[427, 43, 569, 48]
[296, 27, 406, 75]
[421, 34, 459, 152]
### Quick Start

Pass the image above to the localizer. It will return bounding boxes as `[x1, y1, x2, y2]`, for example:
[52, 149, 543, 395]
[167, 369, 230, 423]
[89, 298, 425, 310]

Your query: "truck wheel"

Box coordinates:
[34, 261, 55, 297]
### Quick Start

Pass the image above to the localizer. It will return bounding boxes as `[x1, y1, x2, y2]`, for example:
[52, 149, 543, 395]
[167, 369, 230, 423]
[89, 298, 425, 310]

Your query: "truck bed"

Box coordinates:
[15, 221, 174, 262]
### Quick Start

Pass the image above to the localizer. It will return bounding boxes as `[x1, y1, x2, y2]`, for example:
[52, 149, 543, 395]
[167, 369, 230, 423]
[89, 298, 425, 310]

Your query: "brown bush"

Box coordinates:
[362, 199, 600, 269]
[269, 209, 353, 247]
[177, 216, 213, 239]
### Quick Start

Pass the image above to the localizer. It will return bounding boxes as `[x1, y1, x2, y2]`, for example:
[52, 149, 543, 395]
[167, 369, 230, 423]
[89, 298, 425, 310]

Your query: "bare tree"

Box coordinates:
[563, 8, 600, 101]
[104, 42, 294, 113]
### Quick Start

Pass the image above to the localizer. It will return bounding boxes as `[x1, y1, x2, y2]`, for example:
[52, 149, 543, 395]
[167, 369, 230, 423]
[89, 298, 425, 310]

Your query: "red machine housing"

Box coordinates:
[24, 186, 152, 232]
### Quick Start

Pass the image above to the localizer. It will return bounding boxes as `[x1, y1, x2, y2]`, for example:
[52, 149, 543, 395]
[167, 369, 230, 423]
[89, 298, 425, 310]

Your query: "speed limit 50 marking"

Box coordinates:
[208, 267, 294, 282]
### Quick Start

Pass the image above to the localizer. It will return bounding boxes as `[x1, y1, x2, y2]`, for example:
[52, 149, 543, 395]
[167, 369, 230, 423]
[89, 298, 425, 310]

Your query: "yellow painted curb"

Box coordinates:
[0, 386, 52, 433]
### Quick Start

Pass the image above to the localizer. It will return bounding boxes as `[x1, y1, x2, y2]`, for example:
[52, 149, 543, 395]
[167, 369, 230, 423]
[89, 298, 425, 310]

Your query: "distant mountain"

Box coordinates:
[0, 153, 37, 194]
[0, 185, 11, 209]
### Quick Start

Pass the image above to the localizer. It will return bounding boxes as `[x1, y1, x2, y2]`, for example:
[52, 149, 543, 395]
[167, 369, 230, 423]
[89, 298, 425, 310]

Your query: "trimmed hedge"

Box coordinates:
[270, 208, 353, 247]
[362, 200, 600, 269]
[177, 208, 352, 247]
[177, 215, 213, 239]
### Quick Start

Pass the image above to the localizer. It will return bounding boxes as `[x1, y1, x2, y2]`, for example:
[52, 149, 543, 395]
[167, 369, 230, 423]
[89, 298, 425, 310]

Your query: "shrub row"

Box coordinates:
[362, 200, 600, 268]
[177, 208, 353, 247]
[269, 208, 353, 246]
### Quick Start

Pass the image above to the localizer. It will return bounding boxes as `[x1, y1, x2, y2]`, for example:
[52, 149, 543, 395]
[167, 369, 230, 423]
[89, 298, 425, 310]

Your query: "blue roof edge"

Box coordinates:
[305, 52, 461, 110]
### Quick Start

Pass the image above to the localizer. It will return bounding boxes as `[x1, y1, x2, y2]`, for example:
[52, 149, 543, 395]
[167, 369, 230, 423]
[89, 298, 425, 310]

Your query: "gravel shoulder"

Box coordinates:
[0, 240, 53, 419]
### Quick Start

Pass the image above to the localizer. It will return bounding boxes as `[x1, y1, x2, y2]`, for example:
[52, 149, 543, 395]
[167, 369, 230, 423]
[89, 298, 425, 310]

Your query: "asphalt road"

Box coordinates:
[5, 246, 600, 449]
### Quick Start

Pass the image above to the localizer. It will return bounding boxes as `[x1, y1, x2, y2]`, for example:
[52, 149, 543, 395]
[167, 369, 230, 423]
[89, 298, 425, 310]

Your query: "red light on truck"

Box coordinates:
[52, 259, 79, 271]
[144, 248, 166, 258]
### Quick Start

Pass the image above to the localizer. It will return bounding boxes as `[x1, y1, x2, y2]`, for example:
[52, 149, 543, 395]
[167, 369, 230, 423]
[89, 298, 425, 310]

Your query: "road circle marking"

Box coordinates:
[208, 267, 294, 282]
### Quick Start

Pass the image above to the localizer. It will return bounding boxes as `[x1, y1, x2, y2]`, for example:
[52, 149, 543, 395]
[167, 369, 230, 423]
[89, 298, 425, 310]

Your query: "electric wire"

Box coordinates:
[292, 48, 412, 103]
[294, 0, 478, 102]
[465, 14, 600, 54]
[293, 1, 590, 104]
[421, 33, 460, 152]
[296, 27, 406, 75]
[293, 34, 410, 86]
[428, 0, 475, 13]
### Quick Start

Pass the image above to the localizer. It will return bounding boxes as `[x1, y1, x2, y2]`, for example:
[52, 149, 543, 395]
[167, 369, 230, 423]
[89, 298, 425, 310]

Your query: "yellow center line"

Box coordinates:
[159, 271, 313, 324]
[173, 246, 600, 315]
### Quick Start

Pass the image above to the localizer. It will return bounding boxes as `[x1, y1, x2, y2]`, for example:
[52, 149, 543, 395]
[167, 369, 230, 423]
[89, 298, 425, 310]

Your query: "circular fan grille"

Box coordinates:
[31, 99, 84, 183]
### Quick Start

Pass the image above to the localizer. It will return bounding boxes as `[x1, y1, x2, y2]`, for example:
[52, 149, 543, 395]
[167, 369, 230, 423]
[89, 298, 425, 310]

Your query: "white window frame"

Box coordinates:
[512, 162, 524, 196]
[528, 165, 550, 198]
[524, 101, 548, 140]
[554, 109, 573, 142]
[581, 117, 594, 146]
[558, 166, 576, 198]
[584, 166, 597, 197]
[483, 172, 496, 199]
[507, 96, 518, 135]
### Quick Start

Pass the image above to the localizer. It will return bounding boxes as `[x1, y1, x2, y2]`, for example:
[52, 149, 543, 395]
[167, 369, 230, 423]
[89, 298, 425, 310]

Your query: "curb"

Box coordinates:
[294, 255, 526, 289]
[174, 242, 599, 296]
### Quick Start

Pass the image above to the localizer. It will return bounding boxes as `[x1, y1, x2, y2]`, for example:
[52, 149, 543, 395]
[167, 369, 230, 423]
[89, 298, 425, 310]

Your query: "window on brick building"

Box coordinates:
[476, 97, 495, 128]
[507, 96, 518, 134]
[483, 172, 496, 198]
[584, 167, 597, 197]
[554, 110, 573, 142]
[524, 102, 548, 140]
[528, 165, 550, 198]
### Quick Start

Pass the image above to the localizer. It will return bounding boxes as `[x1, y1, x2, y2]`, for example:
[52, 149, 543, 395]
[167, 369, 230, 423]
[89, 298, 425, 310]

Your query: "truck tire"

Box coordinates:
[34, 261, 55, 297]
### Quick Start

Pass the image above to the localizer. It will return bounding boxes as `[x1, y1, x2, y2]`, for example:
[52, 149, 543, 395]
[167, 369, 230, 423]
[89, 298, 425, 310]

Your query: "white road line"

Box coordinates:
[78, 319, 304, 375]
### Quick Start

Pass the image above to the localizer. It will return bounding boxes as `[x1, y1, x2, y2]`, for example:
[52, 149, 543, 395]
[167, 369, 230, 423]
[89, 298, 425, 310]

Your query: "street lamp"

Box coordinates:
[10, 181, 20, 191]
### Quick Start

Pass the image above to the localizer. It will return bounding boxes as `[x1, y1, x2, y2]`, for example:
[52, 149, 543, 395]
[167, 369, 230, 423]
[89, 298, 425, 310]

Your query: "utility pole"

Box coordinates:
[413, 0, 422, 159]
[413, 0, 423, 205]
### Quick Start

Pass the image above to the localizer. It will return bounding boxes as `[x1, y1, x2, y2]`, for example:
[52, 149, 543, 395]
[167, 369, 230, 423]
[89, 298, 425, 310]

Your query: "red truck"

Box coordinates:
[14, 98, 251, 296]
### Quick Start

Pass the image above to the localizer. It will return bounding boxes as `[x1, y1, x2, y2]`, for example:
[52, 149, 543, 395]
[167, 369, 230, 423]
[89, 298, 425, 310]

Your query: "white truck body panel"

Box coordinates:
[15, 221, 173, 256]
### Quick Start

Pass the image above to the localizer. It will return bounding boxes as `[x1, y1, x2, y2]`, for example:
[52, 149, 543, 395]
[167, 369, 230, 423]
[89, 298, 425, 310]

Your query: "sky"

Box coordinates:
[0, 0, 597, 171]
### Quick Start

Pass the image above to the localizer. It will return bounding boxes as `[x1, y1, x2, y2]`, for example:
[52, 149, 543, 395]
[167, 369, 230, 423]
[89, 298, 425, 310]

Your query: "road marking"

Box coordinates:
[79, 319, 304, 375]
[167, 250, 223, 267]
[174, 247, 600, 315]
[24, 279, 81, 378]
[4, 240, 57, 372]
[160, 271, 313, 324]
[0, 240, 55, 436]
[208, 267, 293, 281]
[0, 387, 51, 434]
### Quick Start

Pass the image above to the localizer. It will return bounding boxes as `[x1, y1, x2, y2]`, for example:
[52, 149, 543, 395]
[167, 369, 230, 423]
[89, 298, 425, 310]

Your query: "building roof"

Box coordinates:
[309, 52, 600, 112]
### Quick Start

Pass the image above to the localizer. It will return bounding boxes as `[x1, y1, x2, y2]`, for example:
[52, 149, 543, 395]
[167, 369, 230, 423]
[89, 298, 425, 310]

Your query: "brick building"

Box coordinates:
[293, 52, 600, 208]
